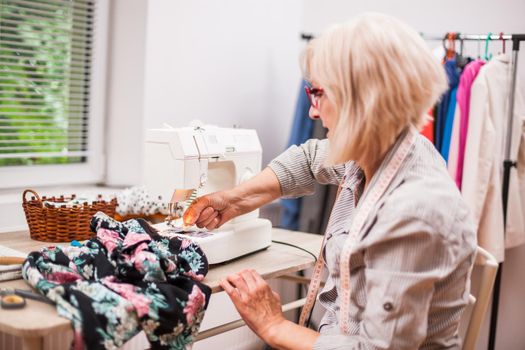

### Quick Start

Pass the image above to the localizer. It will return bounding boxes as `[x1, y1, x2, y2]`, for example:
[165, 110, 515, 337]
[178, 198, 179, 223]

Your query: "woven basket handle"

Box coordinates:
[23, 189, 42, 205]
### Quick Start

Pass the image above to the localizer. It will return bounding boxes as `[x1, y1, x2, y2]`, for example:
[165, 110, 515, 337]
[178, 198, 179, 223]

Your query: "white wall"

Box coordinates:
[142, 0, 302, 169]
[105, 0, 303, 186]
[104, 0, 148, 186]
[302, 0, 525, 34]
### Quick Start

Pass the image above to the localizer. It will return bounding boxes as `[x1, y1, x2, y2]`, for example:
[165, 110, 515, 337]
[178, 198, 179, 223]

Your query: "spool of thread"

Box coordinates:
[70, 240, 82, 247]
[1, 294, 26, 309]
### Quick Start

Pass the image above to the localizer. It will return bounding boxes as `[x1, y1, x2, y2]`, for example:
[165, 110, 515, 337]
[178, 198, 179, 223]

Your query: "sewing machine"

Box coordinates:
[143, 122, 272, 264]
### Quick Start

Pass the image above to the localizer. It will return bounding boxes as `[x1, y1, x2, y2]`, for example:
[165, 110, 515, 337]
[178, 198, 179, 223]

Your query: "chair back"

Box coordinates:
[462, 246, 498, 350]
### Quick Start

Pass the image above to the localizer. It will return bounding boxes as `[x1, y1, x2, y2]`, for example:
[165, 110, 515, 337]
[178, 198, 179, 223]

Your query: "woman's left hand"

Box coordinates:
[220, 269, 285, 342]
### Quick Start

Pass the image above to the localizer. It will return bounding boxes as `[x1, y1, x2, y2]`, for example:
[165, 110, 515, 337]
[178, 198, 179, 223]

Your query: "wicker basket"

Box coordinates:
[113, 213, 167, 224]
[22, 189, 118, 242]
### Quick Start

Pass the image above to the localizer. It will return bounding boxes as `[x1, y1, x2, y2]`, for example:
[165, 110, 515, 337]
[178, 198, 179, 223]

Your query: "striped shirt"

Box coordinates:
[268, 132, 477, 350]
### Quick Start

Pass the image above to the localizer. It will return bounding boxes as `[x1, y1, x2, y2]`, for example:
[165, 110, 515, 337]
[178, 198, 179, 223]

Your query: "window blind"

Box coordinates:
[0, 0, 95, 166]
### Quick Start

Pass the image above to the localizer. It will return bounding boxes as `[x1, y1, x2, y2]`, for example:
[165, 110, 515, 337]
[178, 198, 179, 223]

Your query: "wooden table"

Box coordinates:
[0, 228, 322, 349]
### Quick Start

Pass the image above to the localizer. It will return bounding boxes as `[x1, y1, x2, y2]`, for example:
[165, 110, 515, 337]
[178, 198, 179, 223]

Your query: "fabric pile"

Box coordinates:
[42, 186, 170, 218]
[114, 186, 170, 217]
[22, 212, 211, 350]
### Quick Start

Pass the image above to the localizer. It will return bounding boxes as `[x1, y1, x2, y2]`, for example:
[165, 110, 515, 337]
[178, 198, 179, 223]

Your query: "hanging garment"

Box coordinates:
[440, 88, 458, 162]
[280, 80, 315, 230]
[462, 54, 525, 262]
[432, 105, 439, 146]
[452, 59, 486, 189]
[448, 105, 461, 182]
[420, 108, 435, 143]
[447, 57, 476, 169]
[435, 59, 460, 151]
[23, 212, 211, 350]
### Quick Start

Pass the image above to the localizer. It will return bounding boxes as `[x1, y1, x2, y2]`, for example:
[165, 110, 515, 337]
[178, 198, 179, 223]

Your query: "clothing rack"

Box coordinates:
[422, 32, 524, 350]
[422, 33, 515, 41]
[417, 32, 525, 350]
[302, 30, 525, 350]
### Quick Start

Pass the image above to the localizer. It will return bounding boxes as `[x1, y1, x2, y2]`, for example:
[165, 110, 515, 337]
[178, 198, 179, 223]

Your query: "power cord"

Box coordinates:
[271, 240, 317, 262]
[271, 239, 318, 329]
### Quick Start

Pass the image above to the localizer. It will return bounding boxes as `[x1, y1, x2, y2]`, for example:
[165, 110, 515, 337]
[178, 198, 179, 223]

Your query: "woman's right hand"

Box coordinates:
[183, 167, 282, 230]
[183, 191, 241, 230]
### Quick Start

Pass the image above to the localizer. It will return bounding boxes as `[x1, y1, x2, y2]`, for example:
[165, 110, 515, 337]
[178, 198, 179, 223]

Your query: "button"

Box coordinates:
[383, 302, 394, 311]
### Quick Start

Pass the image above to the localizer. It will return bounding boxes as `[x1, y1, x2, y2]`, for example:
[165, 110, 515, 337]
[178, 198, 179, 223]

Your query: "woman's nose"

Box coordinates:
[309, 106, 320, 120]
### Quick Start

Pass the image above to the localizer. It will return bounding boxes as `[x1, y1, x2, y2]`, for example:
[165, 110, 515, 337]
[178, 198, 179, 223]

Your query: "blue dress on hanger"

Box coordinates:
[435, 59, 460, 152]
[280, 80, 314, 230]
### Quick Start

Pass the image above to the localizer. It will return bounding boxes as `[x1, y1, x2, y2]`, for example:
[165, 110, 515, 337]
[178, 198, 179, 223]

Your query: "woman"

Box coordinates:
[184, 13, 477, 350]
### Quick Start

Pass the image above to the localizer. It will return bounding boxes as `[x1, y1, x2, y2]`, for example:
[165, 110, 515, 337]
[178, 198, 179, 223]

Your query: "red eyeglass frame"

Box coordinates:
[304, 86, 324, 109]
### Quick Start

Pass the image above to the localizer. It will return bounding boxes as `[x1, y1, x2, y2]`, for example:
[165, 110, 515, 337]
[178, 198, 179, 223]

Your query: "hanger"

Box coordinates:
[442, 32, 456, 60]
[455, 33, 470, 69]
[499, 32, 506, 54]
[442, 33, 449, 60]
[477, 36, 482, 59]
[484, 32, 493, 61]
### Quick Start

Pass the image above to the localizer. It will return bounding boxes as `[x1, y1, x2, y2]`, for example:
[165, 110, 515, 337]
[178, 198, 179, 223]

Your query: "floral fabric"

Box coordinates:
[22, 212, 211, 350]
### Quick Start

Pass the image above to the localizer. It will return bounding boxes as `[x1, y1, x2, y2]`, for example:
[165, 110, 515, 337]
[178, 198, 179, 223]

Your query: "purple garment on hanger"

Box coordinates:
[455, 59, 486, 189]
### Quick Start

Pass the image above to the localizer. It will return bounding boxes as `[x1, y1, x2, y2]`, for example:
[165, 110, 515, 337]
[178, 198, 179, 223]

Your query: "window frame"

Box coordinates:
[0, 0, 110, 189]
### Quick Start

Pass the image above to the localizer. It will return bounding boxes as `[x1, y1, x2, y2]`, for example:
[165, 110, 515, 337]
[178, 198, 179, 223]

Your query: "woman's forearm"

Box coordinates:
[229, 167, 282, 214]
[263, 319, 320, 350]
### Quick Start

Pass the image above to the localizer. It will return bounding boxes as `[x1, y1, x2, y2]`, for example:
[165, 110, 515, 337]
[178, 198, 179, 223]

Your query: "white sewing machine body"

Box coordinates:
[143, 123, 272, 264]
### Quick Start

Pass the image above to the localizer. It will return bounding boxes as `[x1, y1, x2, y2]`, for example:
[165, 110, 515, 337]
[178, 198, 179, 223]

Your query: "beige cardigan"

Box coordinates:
[462, 54, 525, 262]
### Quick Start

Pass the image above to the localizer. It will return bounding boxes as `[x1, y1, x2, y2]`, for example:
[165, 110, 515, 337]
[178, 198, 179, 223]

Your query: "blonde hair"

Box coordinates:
[302, 13, 447, 167]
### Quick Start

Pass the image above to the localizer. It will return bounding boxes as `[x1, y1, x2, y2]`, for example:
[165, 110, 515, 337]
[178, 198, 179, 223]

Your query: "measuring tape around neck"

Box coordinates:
[298, 128, 417, 332]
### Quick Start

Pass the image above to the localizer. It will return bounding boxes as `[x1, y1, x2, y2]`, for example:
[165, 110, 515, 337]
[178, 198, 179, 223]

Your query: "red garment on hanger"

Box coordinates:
[421, 108, 434, 143]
